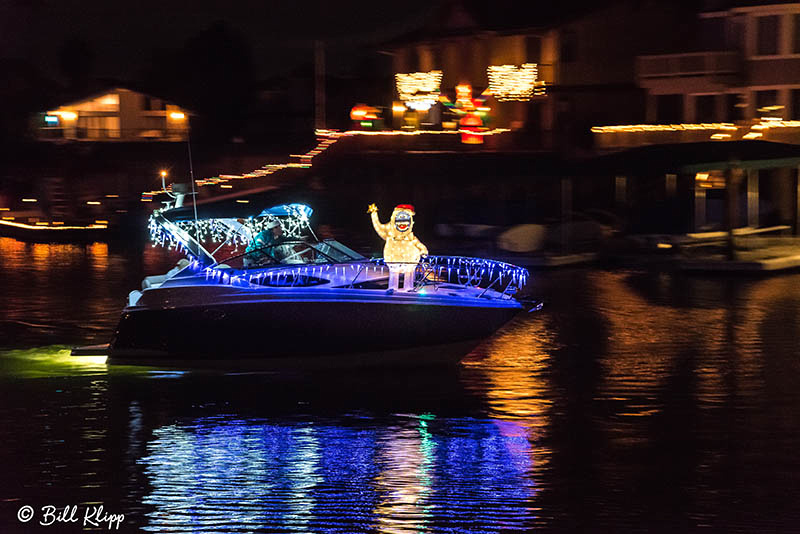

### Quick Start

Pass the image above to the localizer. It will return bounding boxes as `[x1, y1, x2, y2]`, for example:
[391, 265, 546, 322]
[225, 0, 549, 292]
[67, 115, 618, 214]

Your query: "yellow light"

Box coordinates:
[95, 220, 108, 224]
[54, 111, 77, 120]
[35, 222, 49, 226]
[78, 355, 108, 365]
[220, 184, 233, 189]
[160, 170, 168, 178]
[487, 64, 544, 101]
[592, 122, 738, 133]
[709, 133, 731, 139]
[140, 198, 153, 202]
[105, 194, 119, 198]
[236, 199, 250, 203]
[21, 198, 37, 202]
[0, 207, 9, 211]
[0, 219, 109, 231]
[656, 243, 673, 249]
[392, 104, 407, 113]
[695, 172, 709, 181]
[52, 221, 64, 225]
[169, 111, 185, 120]
[395, 70, 442, 110]
[98, 94, 119, 106]
[86, 201, 101, 205]
[743, 132, 763, 139]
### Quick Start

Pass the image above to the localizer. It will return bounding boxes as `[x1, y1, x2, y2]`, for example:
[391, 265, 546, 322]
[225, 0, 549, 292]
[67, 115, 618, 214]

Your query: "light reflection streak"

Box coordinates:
[138, 416, 540, 532]
[373, 420, 434, 533]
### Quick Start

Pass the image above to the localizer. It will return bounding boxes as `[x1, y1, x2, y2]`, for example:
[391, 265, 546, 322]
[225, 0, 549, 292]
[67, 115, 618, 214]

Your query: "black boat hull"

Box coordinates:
[109, 297, 520, 367]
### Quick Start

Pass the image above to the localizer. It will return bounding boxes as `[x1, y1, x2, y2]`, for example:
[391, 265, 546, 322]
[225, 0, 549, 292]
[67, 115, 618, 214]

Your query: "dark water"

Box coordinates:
[1, 236, 800, 532]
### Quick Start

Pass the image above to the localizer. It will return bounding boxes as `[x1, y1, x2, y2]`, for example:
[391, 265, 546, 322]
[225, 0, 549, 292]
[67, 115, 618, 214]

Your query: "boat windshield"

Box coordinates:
[222, 238, 366, 268]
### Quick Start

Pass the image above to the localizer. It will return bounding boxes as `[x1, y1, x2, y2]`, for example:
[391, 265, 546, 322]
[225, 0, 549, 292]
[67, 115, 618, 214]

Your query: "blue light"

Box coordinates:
[44, 115, 59, 124]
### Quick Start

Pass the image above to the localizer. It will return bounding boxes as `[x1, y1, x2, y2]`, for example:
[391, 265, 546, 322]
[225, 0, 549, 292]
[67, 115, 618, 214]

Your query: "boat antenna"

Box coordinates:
[187, 130, 202, 253]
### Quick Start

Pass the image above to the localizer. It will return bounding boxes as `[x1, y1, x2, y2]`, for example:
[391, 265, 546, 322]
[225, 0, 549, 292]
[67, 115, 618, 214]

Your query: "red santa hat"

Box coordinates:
[394, 204, 415, 214]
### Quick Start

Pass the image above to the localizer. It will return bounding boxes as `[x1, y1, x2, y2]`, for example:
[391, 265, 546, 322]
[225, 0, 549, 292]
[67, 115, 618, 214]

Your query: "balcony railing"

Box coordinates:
[637, 51, 740, 79]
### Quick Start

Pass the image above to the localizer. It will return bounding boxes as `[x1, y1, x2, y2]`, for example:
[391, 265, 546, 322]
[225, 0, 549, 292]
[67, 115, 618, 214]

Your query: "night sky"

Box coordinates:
[0, 0, 439, 81]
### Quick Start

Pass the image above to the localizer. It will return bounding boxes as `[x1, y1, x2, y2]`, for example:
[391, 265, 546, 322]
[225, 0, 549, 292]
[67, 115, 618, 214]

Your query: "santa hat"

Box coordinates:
[394, 204, 415, 214]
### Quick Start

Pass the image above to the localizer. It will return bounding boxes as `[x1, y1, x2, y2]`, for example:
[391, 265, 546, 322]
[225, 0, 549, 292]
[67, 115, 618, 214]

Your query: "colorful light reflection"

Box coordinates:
[138, 416, 538, 532]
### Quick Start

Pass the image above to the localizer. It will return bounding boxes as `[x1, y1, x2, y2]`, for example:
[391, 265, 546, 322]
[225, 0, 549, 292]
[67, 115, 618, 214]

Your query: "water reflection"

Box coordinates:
[3, 238, 800, 531]
[138, 414, 538, 533]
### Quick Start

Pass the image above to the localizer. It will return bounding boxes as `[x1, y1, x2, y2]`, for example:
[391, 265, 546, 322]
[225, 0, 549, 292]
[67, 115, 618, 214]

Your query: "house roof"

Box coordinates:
[49, 85, 192, 112]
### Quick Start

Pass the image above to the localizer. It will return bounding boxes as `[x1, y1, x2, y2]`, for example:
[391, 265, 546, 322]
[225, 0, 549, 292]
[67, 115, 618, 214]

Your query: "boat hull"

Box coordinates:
[109, 289, 521, 367]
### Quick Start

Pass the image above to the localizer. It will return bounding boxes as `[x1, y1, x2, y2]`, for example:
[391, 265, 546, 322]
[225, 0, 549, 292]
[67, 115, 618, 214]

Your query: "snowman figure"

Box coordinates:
[368, 203, 428, 291]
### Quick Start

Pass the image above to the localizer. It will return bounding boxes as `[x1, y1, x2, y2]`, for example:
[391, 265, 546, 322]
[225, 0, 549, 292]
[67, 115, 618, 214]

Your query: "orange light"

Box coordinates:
[160, 170, 168, 178]
[169, 112, 185, 120]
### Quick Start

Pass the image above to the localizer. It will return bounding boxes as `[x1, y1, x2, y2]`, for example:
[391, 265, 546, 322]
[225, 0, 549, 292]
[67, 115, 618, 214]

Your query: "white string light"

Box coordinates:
[487, 64, 544, 101]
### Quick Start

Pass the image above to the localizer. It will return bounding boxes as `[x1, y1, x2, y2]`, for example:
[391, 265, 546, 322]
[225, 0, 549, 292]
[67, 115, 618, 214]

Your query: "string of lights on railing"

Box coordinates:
[174, 257, 527, 295]
[591, 117, 800, 141]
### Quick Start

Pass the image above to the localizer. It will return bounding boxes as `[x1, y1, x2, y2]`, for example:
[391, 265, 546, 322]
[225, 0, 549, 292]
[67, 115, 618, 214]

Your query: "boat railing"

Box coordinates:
[184, 254, 528, 296]
[414, 255, 528, 295]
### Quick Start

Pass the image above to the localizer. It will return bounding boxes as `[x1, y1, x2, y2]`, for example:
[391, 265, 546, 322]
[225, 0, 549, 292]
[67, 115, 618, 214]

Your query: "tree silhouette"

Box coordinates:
[58, 37, 94, 92]
[178, 21, 256, 142]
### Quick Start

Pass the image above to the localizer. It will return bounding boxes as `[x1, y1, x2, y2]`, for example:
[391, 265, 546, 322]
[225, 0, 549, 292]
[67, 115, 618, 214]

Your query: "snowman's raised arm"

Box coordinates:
[368, 204, 390, 240]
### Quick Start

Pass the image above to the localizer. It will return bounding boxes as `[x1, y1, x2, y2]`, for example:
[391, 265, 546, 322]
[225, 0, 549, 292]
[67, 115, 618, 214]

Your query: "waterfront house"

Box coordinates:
[37, 87, 190, 142]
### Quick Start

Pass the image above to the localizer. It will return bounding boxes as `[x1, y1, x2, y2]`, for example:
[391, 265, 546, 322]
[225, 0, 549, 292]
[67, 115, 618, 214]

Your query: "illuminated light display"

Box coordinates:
[44, 115, 59, 124]
[710, 133, 732, 140]
[369, 203, 428, 291]
[169, 111, 186, 120]
[742, 132, 763, 139]
[54, 111, 77, 121]
[21, 198, 37, 202]
[141, 128, 510, 200]
[0, 219, 107, 231]
[486, 64, 545, 101]
[86, 201, 101, 205]
[148, 204, 313, 252]
[591, 122, 738, 133]
[455, 84, 475, 109]
[395, 70, 443, 111]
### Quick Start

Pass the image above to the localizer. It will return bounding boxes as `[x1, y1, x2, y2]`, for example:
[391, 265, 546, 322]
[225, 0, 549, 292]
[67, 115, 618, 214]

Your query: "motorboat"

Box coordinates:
[73, 199, 535, 367]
